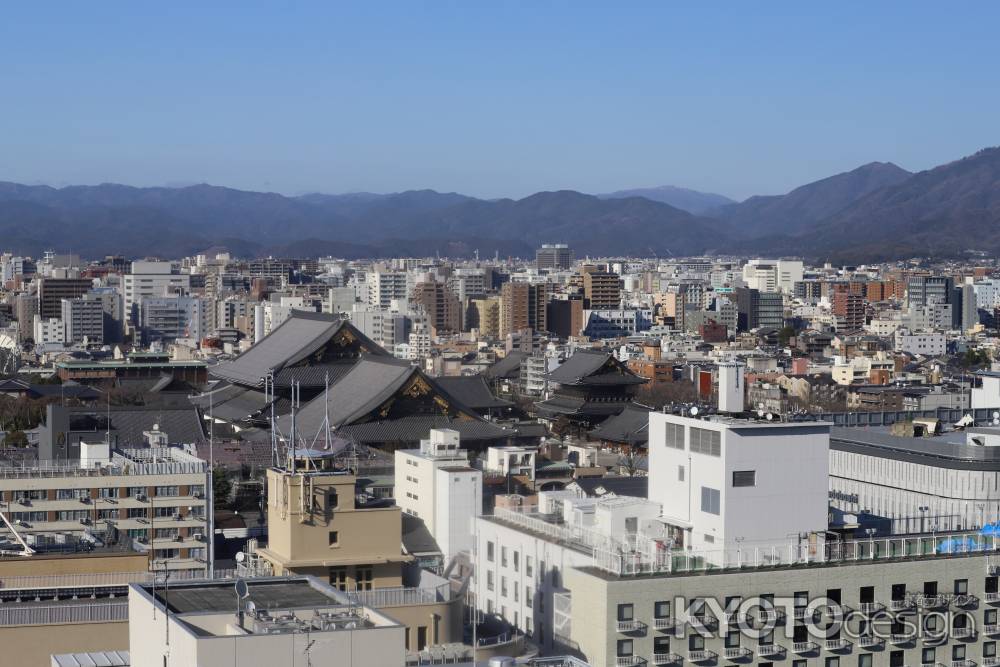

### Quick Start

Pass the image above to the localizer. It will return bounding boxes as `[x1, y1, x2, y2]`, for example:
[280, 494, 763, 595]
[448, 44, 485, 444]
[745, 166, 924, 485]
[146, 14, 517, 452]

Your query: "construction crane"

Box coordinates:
[0, 510, 35, 557]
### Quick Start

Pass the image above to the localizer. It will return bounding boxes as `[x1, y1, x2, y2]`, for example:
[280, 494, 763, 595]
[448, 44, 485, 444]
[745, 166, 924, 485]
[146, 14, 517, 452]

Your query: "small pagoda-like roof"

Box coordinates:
[545, 349, 646, 387]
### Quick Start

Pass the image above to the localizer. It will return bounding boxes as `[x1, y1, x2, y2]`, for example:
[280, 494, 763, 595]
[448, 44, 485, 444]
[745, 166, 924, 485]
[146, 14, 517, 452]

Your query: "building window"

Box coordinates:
[328, 531, 339, 547]
[57, 489, 89, 500]
[501, 547, 508, 567]
[678, 465, 685, 482]
[663, 422, 685, 449]
[700, 486, 721, 515]
[724, 631, 740, 648]
[922, 648, 935, 665]
[954, 578, 968, 595]
[654, 601, 671, 618]
[526, 556, 533, 577]
[825, 658, 840, 667]
[11, 511, 46, 523]
[327, 489, 339, 510]
[355, 567, 373, 591]
[952, 646, 966, 661]
[617, 604, 634, 622]
[487, 571, 494, 591]
[58, 510, 90, 521]
[732, 470, 756, 487]
[689, 635, 705, 651]
[126, 487, 146, 498]
[329, 567, 347, 591]
[690, 427, 721, 456]
[487, 541, 495, 562]
[984, 642, 996, 658]
[859, 655, 872, 667]
[655, 636, 672, 653]
[617, 639, 633, 657]
[155, 486, 179, 497]
[98, 488, 119, 498]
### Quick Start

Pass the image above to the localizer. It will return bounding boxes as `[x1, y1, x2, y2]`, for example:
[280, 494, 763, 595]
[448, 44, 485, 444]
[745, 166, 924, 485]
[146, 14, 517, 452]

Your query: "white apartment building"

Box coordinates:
[894, 328, 947, 356]
[395, 429, 482, 563]
[486, 445, 538, 480]
[648, 412, 830, 555]
[475, 491, 662, 651]
[351, 305, 409, 350]
[33, 314, 66, 345]
[831, 353, 895, 385]
[367, 270, 410, 309]
[741, 259, 803, 294]
[123, 261, 190, 328]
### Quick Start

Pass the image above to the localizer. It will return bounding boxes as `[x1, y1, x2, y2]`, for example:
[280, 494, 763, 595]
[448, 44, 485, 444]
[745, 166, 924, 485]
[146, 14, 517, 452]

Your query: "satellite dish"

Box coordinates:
[765, 413, 774, 421]
[245, 601, 256, 616]
[235, 578, 249, 599]
[235, 552, 246, 563]
[689, 406, 699, 416]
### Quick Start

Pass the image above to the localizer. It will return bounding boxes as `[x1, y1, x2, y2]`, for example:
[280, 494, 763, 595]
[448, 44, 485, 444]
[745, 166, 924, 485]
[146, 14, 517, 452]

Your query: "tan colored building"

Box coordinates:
[500, 282, 548, 335]
[258, 467, 410, 588]
[583, 271, 622, 309]
[411, 280, 461, 334]
[468, 296, 500, 337]
[0, 549, 150, 666]
[255, 461, 464, 653]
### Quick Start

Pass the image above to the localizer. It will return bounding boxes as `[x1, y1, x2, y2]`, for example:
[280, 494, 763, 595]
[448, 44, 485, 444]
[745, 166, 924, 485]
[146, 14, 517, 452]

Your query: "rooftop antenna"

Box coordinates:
[324, 371, 331, 452]
[287, 380, 300, 471]
[267, 372, 278, 468]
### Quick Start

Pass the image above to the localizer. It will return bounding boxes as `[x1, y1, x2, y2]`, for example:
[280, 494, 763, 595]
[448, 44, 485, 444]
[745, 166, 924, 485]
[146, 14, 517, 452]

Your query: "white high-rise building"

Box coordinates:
[123, 261, 190, 329]
[742, 259, 803, 294]
[394, 429, 482, 563]
[648, 412, 830, 556]
[366, 270, 410, 309]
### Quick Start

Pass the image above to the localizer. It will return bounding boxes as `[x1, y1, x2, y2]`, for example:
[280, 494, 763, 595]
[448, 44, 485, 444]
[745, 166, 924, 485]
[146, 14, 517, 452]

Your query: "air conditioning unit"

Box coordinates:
[79, 496, 91, 504]
[192, 532, 204, 541]
[172, 513, 182, 521]
[136, 494, 148, 502]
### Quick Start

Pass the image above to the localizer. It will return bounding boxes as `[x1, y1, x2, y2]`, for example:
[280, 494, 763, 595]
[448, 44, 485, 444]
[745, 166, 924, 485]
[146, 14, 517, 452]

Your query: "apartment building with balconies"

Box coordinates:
[0, 444, 209, 574]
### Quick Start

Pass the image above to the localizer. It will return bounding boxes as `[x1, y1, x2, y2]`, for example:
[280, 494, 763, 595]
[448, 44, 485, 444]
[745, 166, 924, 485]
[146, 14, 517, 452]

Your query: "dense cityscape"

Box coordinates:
[6, 3, 1000, 667]
[2, 248, 1000, 666]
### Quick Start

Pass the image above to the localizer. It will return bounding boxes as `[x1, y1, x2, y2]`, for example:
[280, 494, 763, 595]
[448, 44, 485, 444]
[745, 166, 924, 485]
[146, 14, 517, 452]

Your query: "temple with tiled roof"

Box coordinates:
[534, 349, 646, 428]
[197, 311, 514, 451]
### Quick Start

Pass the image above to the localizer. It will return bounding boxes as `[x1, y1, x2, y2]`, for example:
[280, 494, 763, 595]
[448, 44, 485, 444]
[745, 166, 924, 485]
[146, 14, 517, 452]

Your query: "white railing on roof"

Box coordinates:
[347, 582, 452, 607]
[0, 601, 128, 626]
[593, 529, 1000, 577]
[492, 507, 619, 554]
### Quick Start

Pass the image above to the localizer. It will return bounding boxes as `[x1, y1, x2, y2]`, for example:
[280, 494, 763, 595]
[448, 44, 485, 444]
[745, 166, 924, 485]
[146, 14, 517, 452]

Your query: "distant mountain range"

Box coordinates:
[598, 185, 734, 214]
[2, 146, 999, 262]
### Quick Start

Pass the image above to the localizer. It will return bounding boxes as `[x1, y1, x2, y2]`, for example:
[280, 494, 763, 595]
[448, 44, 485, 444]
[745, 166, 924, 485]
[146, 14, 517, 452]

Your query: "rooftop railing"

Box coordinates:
[0, 601, 127, 626]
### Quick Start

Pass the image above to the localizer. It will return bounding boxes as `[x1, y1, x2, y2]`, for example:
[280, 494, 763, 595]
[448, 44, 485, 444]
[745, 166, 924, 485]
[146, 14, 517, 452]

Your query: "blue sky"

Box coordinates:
[1, 2, 997, 200]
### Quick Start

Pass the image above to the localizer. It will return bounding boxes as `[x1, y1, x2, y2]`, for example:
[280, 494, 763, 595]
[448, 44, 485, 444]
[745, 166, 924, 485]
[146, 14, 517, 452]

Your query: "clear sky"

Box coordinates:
[2, 2, 998, 201]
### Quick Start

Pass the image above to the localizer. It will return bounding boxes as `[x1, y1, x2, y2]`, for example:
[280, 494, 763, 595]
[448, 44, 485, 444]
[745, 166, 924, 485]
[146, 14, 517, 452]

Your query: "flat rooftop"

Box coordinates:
[153, 578, 336, 614]
[831, 426, 1000, 469]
